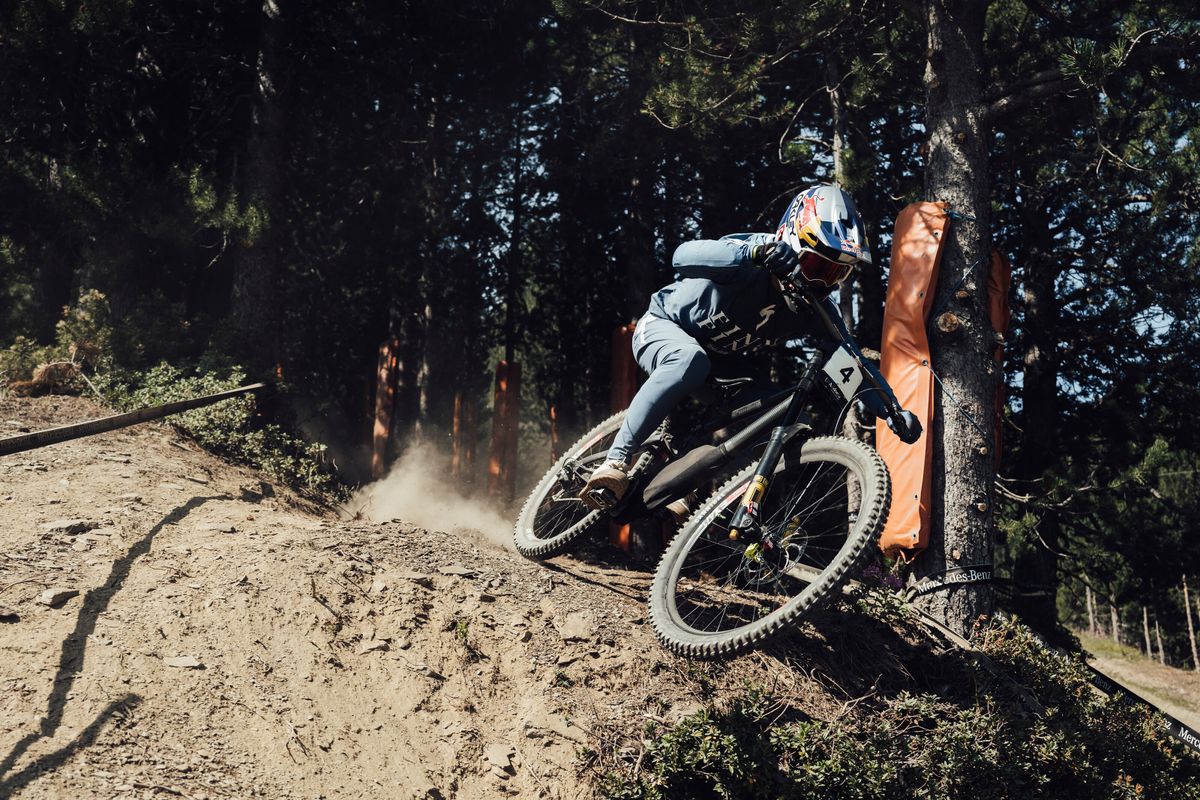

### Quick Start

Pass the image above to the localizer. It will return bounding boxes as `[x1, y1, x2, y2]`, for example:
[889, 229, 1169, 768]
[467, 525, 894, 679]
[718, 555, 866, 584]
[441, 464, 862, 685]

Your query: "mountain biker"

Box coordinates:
[580, 184, 922, 512]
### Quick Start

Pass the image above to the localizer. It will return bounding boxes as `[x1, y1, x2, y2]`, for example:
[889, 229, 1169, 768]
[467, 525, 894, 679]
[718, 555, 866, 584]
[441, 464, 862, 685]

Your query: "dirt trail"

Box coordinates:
[2, 396, 866, 800]
[22, 396, 1119, 799]
[1082, 637, 1200, 732]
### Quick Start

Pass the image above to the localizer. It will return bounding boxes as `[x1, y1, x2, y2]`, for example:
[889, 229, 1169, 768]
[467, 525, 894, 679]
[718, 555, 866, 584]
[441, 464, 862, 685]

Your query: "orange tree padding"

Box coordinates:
[875, 202, 949, 555]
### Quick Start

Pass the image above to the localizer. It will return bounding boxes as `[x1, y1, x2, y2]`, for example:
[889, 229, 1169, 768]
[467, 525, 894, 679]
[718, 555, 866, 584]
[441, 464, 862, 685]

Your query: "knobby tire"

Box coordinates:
[513, 411, 650, 559]
[649, 435, 890, 659]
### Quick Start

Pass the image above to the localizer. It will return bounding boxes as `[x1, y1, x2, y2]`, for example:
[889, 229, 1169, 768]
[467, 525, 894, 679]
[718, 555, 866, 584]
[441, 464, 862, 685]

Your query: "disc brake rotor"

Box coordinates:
[738, 515, 808, 586]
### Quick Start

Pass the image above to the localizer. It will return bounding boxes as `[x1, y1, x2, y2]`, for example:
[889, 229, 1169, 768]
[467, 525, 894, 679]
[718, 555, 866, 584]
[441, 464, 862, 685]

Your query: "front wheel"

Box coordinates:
[513, 411, 651, 559]
[649, 435, 890, 659]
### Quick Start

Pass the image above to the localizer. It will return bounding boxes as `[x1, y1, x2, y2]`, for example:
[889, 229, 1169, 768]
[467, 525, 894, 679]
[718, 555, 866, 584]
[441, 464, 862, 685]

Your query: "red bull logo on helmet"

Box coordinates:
[796, 195, 819, 229]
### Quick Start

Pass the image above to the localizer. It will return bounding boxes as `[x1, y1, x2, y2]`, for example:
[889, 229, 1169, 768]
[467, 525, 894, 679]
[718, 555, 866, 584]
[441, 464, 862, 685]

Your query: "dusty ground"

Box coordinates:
[0, 396, 868, 800]
[7, 395, 1191, 800]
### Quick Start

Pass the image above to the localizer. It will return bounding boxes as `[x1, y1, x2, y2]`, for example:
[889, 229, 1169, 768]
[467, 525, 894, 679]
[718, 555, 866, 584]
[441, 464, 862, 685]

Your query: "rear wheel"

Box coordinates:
[649, 436, 890, 659]
[513, 412, 651, 559]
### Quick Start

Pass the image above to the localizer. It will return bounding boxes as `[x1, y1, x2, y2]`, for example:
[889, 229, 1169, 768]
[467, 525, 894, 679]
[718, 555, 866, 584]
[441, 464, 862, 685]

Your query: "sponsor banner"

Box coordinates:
[910, 564, 993, 597]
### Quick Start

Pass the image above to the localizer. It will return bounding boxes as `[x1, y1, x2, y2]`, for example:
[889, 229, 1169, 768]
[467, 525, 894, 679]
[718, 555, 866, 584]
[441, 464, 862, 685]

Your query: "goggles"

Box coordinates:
[797, 248, 855, 287]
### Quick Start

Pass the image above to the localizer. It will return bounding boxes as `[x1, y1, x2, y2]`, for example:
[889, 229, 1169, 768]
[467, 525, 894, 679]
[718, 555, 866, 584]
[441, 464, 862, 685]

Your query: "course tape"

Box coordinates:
[1005, 619, 1200, 753]
[1078, 648, 1200, 754]
[0, 383, 267, 457]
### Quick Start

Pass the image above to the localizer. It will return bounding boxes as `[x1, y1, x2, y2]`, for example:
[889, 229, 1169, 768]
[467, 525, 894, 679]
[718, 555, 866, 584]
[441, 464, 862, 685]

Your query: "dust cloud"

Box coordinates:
[345, 443, 515, 551]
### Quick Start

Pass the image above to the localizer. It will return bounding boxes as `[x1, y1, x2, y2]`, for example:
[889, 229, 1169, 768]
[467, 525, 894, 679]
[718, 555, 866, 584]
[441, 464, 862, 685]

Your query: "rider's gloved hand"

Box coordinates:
[887, 409, 923, 444]
[751, 241, 800, 277]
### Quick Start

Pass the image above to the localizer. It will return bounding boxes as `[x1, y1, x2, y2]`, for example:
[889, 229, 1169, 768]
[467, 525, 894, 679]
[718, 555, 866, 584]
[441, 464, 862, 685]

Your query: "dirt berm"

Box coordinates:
[3, 396, 1181, 799]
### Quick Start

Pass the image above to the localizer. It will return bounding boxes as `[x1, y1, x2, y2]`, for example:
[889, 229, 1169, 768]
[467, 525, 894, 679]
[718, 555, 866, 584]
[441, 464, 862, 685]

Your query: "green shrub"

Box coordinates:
[0, 334, 56, 383]
[0, 290, 113, 386]
[601, 620, 1200, 800]
[3, 290, 343, 500]
[53, 288, 111, 364]
[603, 691, 781, 800]
[102, 362, 343, 499]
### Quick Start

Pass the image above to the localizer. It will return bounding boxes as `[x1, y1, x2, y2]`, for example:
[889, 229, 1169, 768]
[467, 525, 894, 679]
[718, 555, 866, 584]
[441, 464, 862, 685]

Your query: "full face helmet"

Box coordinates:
[776, 184, 872, 287]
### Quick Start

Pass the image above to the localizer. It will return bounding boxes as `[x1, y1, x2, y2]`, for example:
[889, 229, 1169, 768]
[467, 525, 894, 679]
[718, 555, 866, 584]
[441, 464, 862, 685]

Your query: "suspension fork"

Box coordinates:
[727, 348, 829, 543]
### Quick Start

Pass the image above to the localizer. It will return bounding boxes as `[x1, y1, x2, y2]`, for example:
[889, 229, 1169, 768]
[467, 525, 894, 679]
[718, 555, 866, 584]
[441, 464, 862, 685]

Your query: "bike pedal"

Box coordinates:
[580, 487, 618, 512]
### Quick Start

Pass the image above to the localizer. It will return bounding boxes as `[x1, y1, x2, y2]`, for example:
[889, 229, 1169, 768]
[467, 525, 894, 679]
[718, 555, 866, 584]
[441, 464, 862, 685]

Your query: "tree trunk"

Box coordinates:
[1155, 616, 1166, 665]
[1143, 606, 1152, 658]
[1011, 195, 1062, 630]
[1186, 575, 1199, 671]
[1109, 602, 1120, 646]
[393, 310, 424, 451]
[623, 134, 659, 323]
[372, 337, 400, 480]
[230, 0, 287, 372]
[487, 361, 521, 502]
[913, 0, 996, 638]
[33, 237, 74, 342]
[505, 127, 524, 365]
[1194, 592, 1200, 670]
[1085, 584, 1096, 636]
[413, 301, 434, 442]
[826, 51, 859, 336]
[825, 51, 849, 188]
[622, 37, 659, 323]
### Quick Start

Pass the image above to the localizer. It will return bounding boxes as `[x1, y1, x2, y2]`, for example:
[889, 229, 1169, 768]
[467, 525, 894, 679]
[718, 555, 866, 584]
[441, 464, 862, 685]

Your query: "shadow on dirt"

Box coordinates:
[0, 495, 227, 795]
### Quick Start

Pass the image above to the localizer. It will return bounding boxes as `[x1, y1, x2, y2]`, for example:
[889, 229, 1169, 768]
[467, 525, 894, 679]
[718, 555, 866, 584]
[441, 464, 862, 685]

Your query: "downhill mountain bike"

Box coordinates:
[513, 280, 911, 658]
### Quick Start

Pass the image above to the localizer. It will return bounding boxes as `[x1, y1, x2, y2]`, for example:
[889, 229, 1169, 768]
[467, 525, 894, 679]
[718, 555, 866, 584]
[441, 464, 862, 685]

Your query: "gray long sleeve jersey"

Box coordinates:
[646, 233, 898, 417]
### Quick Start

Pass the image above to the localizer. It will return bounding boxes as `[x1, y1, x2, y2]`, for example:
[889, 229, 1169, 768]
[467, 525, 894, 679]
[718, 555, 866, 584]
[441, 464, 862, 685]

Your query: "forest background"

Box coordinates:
[2, 1, 1199, 659]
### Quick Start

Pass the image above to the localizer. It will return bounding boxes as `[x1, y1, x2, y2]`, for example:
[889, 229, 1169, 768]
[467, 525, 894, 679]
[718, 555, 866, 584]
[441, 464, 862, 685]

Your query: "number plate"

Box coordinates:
[821, 345, 863, 402]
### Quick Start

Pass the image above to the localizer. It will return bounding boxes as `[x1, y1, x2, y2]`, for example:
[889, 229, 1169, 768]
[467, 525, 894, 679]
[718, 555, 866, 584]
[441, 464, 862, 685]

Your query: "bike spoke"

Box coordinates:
[668, 452, 860, 635]
[526, 422, 624, 543]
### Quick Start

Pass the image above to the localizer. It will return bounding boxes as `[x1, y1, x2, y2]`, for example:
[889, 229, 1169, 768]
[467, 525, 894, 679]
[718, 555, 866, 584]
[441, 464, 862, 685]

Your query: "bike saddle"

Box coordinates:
[690, 375, 756, 406]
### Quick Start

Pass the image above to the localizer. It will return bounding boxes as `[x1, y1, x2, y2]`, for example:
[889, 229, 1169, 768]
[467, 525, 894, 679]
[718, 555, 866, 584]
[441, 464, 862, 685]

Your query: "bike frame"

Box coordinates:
[726, 281, 903, 545]
[628, 382, 809, 519]
[601, 280, 903, 528]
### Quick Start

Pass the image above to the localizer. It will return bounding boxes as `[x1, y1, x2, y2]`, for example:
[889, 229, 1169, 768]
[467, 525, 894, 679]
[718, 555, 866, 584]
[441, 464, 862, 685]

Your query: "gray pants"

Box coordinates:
[606, 315, 771, 463]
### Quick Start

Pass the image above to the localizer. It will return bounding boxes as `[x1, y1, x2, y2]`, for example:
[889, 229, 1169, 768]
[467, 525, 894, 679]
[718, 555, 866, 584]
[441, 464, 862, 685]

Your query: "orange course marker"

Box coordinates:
[875, 202, 949, 555]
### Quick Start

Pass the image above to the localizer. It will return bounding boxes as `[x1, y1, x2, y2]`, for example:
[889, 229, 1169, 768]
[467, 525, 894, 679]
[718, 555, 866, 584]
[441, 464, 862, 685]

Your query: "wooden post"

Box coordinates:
[372, 337, 401, 480]
[1185, 575, 1199, 671]
[487, 360, 521, 502]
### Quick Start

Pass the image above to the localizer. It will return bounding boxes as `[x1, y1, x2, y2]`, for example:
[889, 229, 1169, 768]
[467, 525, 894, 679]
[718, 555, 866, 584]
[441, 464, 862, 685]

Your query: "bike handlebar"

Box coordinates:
[783, 279, 906, 422]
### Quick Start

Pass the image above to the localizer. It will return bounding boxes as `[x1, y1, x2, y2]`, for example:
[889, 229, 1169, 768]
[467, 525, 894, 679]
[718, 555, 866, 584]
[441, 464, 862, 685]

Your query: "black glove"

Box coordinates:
[887, 409, 923, 444]
[751, 242, 800, 277]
